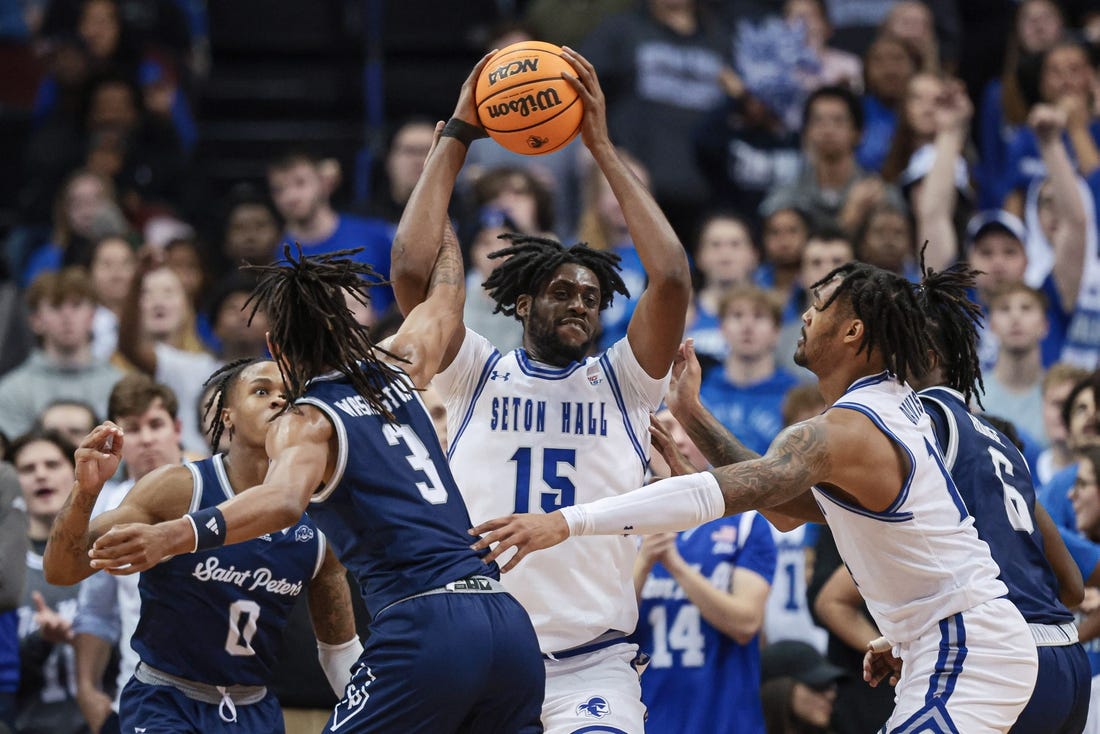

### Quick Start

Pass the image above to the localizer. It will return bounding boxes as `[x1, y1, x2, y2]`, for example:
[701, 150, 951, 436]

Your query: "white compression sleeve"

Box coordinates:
[317, 637, 364, 696]
[560, 471, 725, 536]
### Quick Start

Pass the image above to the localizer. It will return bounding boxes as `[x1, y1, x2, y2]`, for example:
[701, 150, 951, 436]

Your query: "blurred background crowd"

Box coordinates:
[4, 0, 1100, 733]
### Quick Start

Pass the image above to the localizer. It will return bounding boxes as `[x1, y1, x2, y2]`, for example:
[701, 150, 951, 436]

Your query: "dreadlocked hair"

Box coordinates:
[245, 245, 405, 419]
[201, 357, 264, 453]
[812, 261, 932, 385]
[916, 245, 985, 408]
[482, 233, 629, 317]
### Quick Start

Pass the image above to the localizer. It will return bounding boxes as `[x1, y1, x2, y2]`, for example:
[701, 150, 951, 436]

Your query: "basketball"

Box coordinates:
[475, 41, 583, 156]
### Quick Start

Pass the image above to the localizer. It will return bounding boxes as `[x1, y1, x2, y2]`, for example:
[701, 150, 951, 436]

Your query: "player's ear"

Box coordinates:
[516, 294, 532, 320]
[844, 318, 864, 344]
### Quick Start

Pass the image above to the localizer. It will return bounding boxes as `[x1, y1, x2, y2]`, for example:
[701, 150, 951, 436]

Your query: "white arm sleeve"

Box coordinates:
[317, 637, 364, 696]
[560, 471, 725, 536]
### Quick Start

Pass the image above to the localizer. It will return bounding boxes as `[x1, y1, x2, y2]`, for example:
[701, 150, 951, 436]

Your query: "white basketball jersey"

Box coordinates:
[810, 373, 1007, 644]
[434, 329, 668, 652]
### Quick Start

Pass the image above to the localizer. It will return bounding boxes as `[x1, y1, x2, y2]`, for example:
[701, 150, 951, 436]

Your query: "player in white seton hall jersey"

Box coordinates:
[390, 48, 691, 734]
[42, 359, 359, 733]
[475, 261, 1041, 734]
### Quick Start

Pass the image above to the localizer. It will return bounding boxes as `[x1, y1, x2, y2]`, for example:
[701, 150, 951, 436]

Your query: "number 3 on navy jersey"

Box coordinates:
[383, 423, 448, 504]
[511, 447, 576, 513]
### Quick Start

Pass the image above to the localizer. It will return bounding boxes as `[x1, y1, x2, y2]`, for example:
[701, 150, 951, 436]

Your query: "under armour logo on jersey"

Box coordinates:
[490, 370, 511, 381]
[576, 696, 611, 719]
[206, 517, 220, 535]
[294, 526, 314, 543]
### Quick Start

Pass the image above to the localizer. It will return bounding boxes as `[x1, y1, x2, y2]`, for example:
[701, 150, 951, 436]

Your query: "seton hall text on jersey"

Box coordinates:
[489, 397, 608, 436]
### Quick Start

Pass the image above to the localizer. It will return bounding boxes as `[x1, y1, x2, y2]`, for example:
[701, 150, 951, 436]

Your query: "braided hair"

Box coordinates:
[915, 250, 985, 408]
[245, 246, 403, 418]
[811, 262, 932, 386]
[482, 233, 629, 317]
[201, 357, 265, 453]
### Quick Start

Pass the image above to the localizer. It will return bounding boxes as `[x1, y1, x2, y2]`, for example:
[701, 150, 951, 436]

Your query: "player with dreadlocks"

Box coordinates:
[473, 260, 1043, 733]
[83, 82, 546, 729]
[388, 47, 691, 734]
[43, 361, 359, 732]
[891, 259, 1090, 734]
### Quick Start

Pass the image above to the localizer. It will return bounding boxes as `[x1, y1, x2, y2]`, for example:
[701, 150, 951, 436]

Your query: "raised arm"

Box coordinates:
[562, 47, 691, 377]
[1031, 103, 1089, 311]
[86, 408, 333, 574]
[382, 222, 465, 388]
[914, 79, 971, 273]
[115, 251, 161, 375]
[390, 53, 493, 316]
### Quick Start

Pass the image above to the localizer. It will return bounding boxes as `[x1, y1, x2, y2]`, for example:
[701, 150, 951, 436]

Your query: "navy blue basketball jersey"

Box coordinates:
[133, 455, 324, 685]
[920, 386, 1074, 626]
[297, 367, 495, 616]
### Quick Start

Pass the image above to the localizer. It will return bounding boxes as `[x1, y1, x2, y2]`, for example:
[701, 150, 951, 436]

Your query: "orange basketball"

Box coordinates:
[475, 41, 583, 156]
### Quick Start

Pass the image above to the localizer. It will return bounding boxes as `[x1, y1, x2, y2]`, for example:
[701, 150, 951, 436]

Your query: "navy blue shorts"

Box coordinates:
[325, 588, 544, 733]
[119, 677, 285, 733]
[1011, 643, 1090, 734]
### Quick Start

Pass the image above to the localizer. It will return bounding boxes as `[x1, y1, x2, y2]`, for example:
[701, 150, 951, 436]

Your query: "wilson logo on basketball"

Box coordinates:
[484, 88, 563, 120]
[488, 57, 539, 85]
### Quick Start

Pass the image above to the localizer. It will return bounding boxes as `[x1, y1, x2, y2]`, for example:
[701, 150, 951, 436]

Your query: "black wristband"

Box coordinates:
[441, 118, 488, 147]
[187, 506, 227, 552]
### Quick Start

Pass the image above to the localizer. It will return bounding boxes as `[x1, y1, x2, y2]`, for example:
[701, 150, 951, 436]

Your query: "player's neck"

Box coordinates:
[222, 448, 271, 494]
[817, 361, 886, 405]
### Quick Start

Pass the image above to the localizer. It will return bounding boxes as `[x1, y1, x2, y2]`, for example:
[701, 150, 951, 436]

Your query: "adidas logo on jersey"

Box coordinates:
[205, 517, 220, 536]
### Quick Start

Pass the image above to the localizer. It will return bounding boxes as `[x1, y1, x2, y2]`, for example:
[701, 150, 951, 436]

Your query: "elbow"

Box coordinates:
[728, 614, 765, 646]
[42, 558, 82, 587]
[1062, 580, 1085, 610]
[274, 496, 308, 530]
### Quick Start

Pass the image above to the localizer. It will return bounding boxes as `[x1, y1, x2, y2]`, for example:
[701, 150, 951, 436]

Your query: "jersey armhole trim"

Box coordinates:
[295, 398, 349, 504]
[184, 462, 203, 513]
[313, 531, 326, 579]
[920, 396, 960, 472]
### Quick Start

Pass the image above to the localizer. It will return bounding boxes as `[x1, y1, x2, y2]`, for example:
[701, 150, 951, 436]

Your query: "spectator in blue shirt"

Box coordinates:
[699, 285, 801, 455]
[267, 149, 395, 316]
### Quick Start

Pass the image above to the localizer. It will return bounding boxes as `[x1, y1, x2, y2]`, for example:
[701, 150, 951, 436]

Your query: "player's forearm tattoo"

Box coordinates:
[710, 421, 831, 516]
[47, 489, 99, 561]
[309, 570, 357, 644]
[427, 224, 463, 291]
[682, 407, 760, 467]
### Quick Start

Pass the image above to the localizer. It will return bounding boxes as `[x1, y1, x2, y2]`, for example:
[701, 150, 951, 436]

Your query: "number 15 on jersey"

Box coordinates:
[511, 447, 576, 513]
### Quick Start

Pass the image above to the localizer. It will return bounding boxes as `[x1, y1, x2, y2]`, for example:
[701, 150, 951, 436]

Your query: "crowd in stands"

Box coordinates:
[5, 0, 1100, 732]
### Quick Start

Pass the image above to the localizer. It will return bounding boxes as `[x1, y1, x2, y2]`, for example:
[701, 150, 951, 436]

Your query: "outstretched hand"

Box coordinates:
[863, 636, 902, 688]
[649, 415, 695, 477]
[469, 512, 570, 572]
[31, 591, 73, 644]
[75, 422, 124, 492]
[88, 522, 178, 575]
[559, 46, 610, 151]
[452, 50, 497, 128]
[666, 339, 703, 418]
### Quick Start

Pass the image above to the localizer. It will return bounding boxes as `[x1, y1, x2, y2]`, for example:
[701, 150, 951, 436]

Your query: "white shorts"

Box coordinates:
[541, 642, 647, 734]
[883, 598, 1038, 733]
[1081, 674, 1100, 734]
